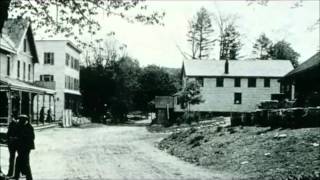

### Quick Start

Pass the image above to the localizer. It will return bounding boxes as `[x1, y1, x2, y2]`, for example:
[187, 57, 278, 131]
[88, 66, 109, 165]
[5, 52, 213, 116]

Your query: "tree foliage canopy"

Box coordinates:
[1, 0, 164, 44]
[219, 24, 242, 60]
[270, 40, 300, 68]
[178, 81, 203, 109]
[187, 7, 215, 59]
[253, 33, 273, 59]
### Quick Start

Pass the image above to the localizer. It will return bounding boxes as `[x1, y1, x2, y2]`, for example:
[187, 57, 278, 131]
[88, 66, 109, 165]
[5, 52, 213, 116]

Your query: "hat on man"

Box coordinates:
[18, 114, 29, 123]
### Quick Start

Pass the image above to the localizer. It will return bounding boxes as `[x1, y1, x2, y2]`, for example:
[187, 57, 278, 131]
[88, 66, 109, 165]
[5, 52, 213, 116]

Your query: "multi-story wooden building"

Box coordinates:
[34, 40, 81, 120]
[0, 19, 55, 125]
[174, 59, 294, 113]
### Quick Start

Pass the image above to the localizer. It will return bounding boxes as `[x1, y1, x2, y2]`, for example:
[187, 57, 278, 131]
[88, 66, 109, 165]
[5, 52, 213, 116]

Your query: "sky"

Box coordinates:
[36, 0, 320, 68]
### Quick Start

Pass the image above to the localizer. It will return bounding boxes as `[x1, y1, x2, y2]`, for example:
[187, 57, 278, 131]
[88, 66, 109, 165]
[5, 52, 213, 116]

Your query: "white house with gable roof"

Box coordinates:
[174, 59, 294, 113]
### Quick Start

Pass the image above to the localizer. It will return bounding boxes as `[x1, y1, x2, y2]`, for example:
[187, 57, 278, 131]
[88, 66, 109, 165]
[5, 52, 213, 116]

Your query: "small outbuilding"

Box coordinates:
[154, 96, 174, 125]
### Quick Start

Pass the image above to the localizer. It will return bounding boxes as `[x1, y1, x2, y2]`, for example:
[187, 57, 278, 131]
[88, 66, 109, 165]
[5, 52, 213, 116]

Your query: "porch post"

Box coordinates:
[19, 91, 22, 115]
[53, 95, 56, 122]
[7, 90, 12, 124]
[28, 92, 32, 123]
[48, 95, 52, 123]
[291, 84, 295, 100]
[36, 94, 39, 125]
[42, 94, 45, 125]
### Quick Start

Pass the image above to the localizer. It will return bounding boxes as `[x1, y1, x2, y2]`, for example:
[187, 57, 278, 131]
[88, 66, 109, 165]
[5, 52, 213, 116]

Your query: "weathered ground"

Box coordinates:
[159, 126, 320, 180]
[0, 123, 234, 180]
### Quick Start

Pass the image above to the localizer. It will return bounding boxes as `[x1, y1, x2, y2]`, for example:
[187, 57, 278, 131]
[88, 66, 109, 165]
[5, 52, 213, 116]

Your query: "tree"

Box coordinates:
[137, 65, 178, 112]
[187, 7, 215, 59]
[270, 40, 300, 68]
[253, 33, 273, 59]
[212, 12, 241, 60]
[219, 24, 242, 60]
[178, 81, 203, 116]
[111, 56, 141, 122]
[80, 64, 115, 122]
[0, 0, 164, 42]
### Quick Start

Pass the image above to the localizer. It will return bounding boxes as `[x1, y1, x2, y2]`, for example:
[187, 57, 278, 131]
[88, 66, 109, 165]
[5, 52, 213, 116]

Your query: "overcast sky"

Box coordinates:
[36, 0, 320, 68]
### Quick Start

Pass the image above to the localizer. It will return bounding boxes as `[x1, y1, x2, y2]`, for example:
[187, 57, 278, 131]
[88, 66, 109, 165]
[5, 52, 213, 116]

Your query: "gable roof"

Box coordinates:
[0, 19, 39, 63]
[284, 52, 320, 78]
[183, 59, 293, 78]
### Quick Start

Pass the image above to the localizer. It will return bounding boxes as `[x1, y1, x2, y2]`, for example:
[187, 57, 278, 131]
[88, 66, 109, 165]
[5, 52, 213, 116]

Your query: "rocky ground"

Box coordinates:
[0, 123, 235, 180]
[158, 126, 320, 180]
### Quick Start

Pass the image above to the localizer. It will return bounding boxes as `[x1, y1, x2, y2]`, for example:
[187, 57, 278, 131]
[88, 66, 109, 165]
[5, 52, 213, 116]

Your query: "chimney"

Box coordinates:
[225, 59, 229, 74]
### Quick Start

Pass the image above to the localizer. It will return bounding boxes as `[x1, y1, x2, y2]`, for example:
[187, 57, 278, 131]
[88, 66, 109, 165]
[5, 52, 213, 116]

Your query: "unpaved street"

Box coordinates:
[1, 124, 231, 180]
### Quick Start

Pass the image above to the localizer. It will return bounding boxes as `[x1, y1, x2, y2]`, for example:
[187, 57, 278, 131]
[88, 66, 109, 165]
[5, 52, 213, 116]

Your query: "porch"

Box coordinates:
[0, 76, 56, 126]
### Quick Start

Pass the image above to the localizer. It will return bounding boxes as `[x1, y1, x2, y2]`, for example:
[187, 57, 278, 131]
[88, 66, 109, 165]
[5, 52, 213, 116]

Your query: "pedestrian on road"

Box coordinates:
[6, 117, 19, 177]
[39, 107, 44, 123]
[12, 115, 35, 180]
[46, 108, 52, 123]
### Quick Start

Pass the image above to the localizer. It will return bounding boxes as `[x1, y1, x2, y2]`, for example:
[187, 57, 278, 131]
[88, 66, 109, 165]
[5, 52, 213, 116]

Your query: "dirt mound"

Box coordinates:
[159, 126, 320, 180]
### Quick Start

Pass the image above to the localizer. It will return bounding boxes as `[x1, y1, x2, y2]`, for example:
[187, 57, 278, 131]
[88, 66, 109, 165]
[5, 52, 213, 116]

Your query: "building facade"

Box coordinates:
[281, 52, 320, 107]
[174, 59, 294, 113]
[34, 40, 81, 120]
[0, 19, 55, 125]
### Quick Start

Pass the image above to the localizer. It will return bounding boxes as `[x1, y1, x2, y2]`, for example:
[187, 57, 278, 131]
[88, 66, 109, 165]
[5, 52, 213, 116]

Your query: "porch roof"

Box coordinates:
[0, 76, 56, 94]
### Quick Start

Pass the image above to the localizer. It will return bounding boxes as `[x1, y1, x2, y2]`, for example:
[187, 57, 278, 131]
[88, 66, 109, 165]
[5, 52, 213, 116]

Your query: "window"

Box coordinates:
[66, 53, 70, 66]
[23, 62, 26, 80]
[40, 75, 54, 82]
[216, 77, 224, 87]
[234, 78, 241, 87]
[23, 39, 27, 52]
[28, 64, 31, 80]
[248, 78, 256, 87]
[44, 52, 54, 64]
[71, 57, 74, 69]
[264, 78, 270, 87]
[234, 93, 242, 104]
[17, 61, 20, 78]
[7, 56, 10, 76]
[196, 77, 204, 87]
[65, 76, 68, 88]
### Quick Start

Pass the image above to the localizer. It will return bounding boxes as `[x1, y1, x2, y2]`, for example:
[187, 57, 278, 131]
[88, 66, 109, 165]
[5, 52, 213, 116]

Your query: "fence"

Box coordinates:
[62, 109, 91, 127]
[231, 107, 320, 128]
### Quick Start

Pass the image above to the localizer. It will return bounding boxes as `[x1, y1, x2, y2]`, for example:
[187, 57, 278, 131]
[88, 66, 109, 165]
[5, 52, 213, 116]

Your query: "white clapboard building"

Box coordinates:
[174, 59, 294, 113]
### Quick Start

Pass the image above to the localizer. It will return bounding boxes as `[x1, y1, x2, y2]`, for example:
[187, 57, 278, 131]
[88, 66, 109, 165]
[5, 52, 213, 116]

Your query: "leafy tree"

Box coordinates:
[187, 7, 215, 59]
[111, 56, 141, 122]
[219, 24, 242, 60]
[137, 65, 178, 112]
[178, 81, 203, 114]
[0, 0, 164, 42]
[253, 33, 273, 59]
[80, 64, 115, 122]
[270, 40, 300, 68]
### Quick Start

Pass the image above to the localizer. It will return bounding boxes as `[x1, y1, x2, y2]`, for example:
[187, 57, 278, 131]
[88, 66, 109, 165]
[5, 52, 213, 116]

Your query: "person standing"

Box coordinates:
[13, 115, 35, 180]
[46, 108, 52, 123]
[39, 107, 45, 124]
[6, 117, 19, 177]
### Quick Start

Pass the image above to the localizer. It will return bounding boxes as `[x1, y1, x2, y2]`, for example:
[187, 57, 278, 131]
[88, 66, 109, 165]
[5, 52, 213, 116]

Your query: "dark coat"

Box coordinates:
[7, 121, 19, 149]
[17, 123, 35, 150]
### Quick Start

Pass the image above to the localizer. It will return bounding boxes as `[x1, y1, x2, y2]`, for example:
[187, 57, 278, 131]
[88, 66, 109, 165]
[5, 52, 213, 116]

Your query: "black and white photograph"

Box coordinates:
[0, 0, 319, 179]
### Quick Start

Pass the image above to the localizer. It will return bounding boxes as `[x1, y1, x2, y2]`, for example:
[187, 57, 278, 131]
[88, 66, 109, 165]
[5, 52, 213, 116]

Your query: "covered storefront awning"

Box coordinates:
[0, 76, 55, 94]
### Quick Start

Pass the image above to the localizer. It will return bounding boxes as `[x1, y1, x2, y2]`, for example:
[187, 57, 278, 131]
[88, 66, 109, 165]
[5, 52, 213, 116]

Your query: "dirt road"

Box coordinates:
[0, 124, 232, 180]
